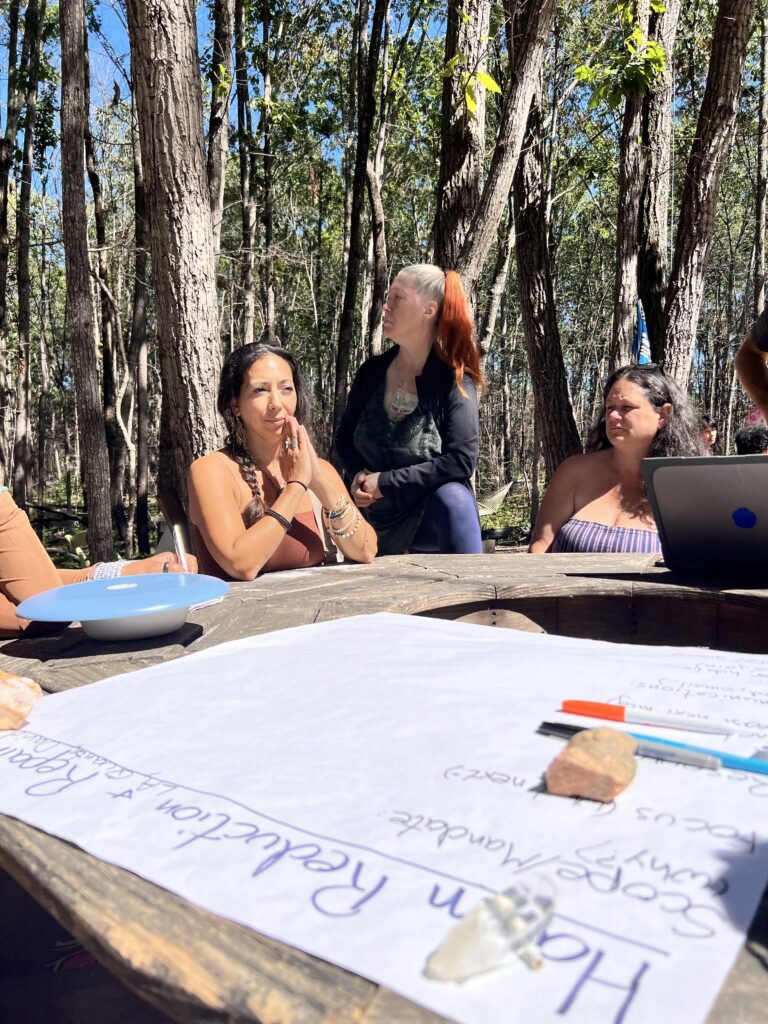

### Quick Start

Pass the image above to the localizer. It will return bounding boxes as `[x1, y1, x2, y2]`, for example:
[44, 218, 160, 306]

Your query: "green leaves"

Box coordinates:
[442, 50, 502, 118]
[575, 7, 668, 110]
[474, 70, 502, 94]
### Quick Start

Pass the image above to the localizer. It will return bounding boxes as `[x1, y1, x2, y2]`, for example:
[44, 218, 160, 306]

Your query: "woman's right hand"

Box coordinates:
[278, 417, 313, 486]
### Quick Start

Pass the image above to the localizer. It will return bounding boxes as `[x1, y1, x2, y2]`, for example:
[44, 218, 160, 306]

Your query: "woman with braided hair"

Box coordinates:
[188, 345, 377, 580]
[335, 264, 483, 555]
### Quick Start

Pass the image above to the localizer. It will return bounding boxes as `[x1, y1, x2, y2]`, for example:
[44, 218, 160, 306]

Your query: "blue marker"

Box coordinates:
[625, 729, 768, 776]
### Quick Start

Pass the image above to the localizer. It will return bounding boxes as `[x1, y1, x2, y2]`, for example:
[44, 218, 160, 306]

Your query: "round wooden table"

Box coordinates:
[0, 552, 766, 1023]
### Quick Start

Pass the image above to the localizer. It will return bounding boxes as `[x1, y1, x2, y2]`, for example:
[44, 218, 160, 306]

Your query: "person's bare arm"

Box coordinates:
[735, 337, 768, 422]
[528, 456, 582, 553]
[311, 459, 377, 563]
[188, 437, 311, 580]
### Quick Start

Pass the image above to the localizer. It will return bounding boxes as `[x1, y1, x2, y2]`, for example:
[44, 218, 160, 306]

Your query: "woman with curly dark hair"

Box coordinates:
[529, 364, 705, 554]
[187, 344, 376, 579]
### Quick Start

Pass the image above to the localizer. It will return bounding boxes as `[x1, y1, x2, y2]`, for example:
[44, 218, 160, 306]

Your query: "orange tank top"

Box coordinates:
[193, 509, 325, 580]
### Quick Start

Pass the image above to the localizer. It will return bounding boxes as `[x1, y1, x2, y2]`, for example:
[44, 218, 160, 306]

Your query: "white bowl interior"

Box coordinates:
[81, 606, 189, 641]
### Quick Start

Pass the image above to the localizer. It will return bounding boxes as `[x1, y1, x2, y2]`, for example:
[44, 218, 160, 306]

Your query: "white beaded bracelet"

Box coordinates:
[90, 560, 127, 580]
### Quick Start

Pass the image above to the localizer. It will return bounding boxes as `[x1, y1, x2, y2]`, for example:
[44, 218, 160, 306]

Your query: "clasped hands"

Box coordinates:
[352, 470, 382, 508]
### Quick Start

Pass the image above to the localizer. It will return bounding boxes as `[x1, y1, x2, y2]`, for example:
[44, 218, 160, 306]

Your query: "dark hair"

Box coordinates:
[735, 425, 768, 455]
[586, 364, 707, 457]
[217, 343, 310, 526]
[700, 414, 722, 454]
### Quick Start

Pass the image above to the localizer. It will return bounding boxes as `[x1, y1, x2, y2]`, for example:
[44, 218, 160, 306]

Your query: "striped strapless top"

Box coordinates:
[551, 517, 661, 554]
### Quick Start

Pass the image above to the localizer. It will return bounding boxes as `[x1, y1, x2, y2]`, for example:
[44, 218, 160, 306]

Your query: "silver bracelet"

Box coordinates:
[90, 560, 127, 580]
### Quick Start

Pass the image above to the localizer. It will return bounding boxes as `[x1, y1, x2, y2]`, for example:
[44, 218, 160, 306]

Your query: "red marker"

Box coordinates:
[560, 700, 733, 736]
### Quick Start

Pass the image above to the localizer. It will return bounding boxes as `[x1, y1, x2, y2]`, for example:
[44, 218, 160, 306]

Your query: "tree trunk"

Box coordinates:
[610, 1, 650, 370]
[207, 0, 234, 257]
[366, 157, 388, 356]
[333, 0, 387, 437]
[478, 208, 515, 360]
[457, 0, 558, 297]
[126, 0, 223, 505]
[12, 0, 45, 508]
[59, 0, 114, 560]
[0, 0, 26, 485]
[638, 0, 681, 354]
[513, 92, 582, 477]
[260, 3, 276, 345]
[83, 23, 123, 522]
[37, 209, 52, 502]
[0, 0, 26, 337]
[235, 0, 257, 348]
[432, 0, 492, 268]
[659, 0, 756, 383]
[365, 1, 393, 357]
[756, 4, 768, 320]
[130, 100, 151, 554]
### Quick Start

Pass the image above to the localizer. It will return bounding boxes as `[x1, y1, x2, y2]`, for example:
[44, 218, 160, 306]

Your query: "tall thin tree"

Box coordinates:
[126, 0, 223, 504]
[609, 0, 651, 370]
[659, 0, 757, 382]
[59, 0, 113, 559]
[333, 0, 387, 434]
[432, 0, 492, 268]
[12, 0, 46, 507]
[457, 0, 558, 297]
[207, 0, 234, 258]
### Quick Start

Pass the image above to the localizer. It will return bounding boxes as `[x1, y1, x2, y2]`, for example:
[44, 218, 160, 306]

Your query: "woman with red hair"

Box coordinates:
[335, 264, 483, 555]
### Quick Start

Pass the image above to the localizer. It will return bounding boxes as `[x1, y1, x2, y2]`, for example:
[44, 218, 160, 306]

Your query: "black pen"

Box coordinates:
[538, 721, 721, 771]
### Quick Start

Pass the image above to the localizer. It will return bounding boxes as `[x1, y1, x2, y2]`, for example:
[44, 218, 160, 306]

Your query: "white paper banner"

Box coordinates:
[0, 613, 767, 1024]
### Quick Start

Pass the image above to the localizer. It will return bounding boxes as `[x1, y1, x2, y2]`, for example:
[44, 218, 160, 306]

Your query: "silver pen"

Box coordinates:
[634, 739, 721, 770]
[172, 524, 190, 572]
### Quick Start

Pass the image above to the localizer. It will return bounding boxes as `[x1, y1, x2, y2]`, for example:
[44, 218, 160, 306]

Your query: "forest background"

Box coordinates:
[0, 0, 764, 560]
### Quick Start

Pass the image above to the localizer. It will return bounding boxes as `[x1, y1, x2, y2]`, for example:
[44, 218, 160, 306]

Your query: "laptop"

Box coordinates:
[642, 455, 768, 574]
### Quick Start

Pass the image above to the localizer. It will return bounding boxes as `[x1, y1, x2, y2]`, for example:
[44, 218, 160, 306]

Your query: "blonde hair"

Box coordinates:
[399, 263, 447, 305]
[397, 264, 483, 392]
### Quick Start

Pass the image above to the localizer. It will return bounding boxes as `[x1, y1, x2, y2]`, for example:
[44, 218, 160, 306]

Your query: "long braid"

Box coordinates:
[224, 416, 265, 527]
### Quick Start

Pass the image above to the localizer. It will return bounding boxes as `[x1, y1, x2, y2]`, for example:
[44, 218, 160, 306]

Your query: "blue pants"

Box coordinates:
[410, 482, 482, 554]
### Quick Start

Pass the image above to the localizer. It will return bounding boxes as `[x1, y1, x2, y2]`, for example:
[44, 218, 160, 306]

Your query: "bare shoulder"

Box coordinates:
[550, 451, 596, 481]
[189, 450, 240, 486]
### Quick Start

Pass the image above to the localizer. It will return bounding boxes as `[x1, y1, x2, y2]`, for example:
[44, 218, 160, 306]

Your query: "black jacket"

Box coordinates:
[335, 345, 479, 510]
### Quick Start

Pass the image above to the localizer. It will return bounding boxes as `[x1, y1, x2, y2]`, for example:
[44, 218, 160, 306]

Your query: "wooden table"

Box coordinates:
[1, 552, 767, 1023]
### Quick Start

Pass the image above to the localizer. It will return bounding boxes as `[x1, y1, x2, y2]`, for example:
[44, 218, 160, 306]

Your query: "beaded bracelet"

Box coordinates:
[90, 560, 127, 580]
[326, 507, 354, 526]
[325, 496, 349, 519]
[329, 508, 361, 540]
[263, 507, 292, 531]
[331, 516, 362, 541]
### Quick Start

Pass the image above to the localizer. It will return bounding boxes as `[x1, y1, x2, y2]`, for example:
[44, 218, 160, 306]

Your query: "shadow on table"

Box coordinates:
[562, 568, 768, 591]
[0, 869, 174, 1024]
[0, 622, 203, 662]
[717, 839, 768, 966]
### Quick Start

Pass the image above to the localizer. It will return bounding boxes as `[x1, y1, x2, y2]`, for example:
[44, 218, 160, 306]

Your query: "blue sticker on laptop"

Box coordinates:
[732, 507, 757, 529]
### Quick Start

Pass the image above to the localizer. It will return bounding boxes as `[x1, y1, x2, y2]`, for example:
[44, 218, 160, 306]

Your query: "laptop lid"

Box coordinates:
[642, 456, 768, 574]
